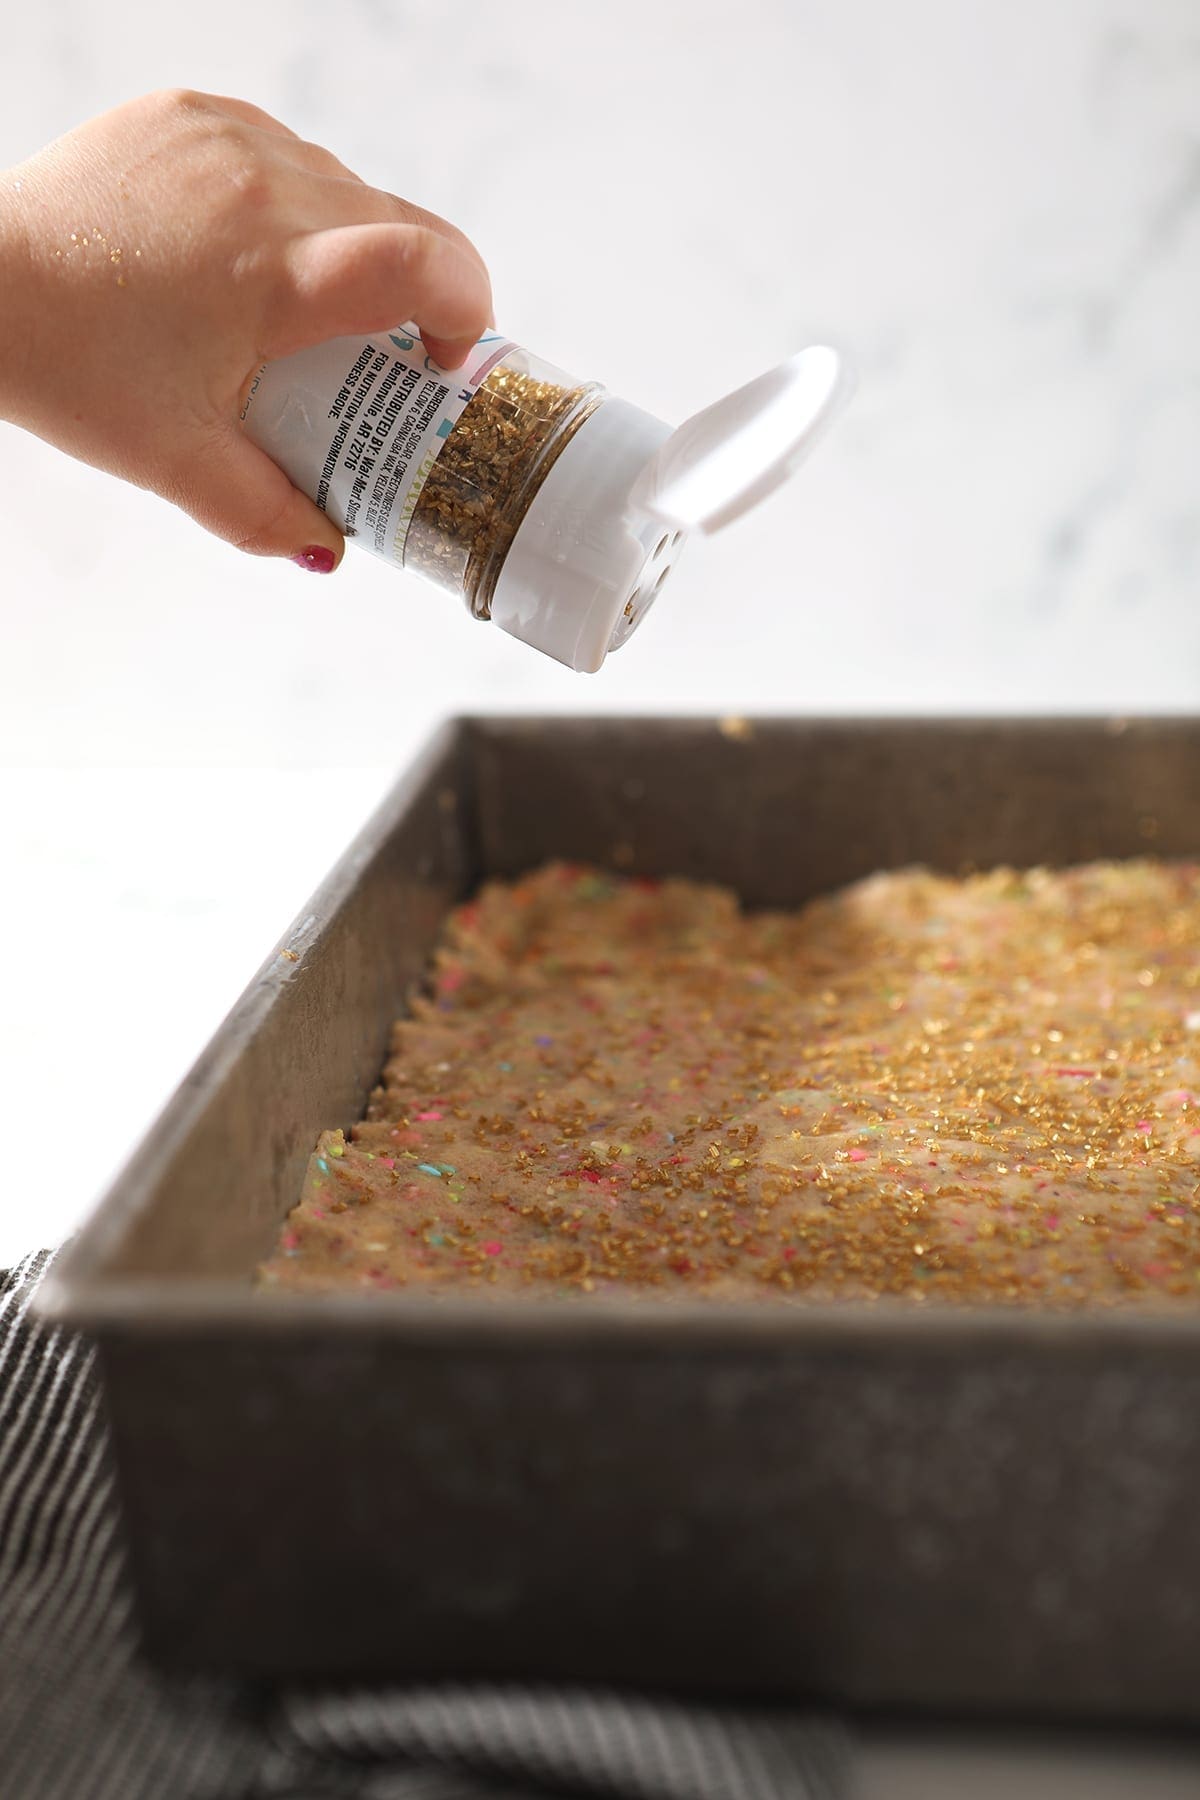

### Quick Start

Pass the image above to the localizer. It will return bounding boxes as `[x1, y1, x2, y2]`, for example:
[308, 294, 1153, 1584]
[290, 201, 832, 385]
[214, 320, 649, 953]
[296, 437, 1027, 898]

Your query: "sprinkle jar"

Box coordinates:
[242, 328, 850, 671]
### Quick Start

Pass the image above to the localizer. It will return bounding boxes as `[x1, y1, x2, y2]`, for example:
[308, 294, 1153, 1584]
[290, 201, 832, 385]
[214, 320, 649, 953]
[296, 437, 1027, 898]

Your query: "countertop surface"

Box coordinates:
[857, 1729, 1200, 1794]
[0, 766, 398, 1265]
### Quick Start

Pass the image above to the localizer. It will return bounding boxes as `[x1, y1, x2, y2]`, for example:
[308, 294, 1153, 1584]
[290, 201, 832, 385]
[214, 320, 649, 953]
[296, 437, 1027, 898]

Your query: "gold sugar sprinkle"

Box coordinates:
[405, 360, 599, 619]
[259, 858, 1200, 1311]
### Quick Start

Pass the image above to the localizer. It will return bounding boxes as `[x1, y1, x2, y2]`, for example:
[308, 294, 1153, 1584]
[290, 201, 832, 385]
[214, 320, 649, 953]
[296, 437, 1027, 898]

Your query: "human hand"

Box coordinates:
[0, 90, 492, 571]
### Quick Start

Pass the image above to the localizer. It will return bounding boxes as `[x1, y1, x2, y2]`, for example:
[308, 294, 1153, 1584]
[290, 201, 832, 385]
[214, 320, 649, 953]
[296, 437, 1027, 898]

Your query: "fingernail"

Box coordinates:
[292, 545, 336, 574]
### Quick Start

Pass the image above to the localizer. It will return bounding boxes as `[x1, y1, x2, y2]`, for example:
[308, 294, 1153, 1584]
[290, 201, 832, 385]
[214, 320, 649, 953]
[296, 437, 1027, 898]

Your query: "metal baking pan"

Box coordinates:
[38, 717, 1200, 1719]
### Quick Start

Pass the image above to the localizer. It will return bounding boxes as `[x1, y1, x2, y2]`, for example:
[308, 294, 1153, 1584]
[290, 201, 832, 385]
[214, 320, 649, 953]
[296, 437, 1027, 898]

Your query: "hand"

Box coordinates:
[0, 90, 492, 570]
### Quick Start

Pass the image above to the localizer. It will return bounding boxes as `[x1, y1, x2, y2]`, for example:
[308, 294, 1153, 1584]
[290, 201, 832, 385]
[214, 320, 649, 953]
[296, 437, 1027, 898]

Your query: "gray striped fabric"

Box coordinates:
[0, 1250, 849, 1800]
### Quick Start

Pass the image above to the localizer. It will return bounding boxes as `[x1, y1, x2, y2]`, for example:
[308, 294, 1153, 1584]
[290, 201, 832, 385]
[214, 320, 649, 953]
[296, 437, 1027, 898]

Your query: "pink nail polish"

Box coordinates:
[292, 545, 336, 574]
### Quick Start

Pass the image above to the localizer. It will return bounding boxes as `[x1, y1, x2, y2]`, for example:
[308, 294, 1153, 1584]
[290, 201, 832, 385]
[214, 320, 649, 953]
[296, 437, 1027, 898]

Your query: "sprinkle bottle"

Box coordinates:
[242, 328, 850, 672]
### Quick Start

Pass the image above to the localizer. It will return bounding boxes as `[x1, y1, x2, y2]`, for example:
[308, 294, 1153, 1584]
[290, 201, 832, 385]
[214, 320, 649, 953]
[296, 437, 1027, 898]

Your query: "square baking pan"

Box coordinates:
[37, 717, 1200, 1718]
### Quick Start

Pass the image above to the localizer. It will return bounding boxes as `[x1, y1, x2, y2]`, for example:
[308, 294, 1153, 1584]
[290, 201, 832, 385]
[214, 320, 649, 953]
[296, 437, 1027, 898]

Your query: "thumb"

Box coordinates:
[170, 425, 346, 571]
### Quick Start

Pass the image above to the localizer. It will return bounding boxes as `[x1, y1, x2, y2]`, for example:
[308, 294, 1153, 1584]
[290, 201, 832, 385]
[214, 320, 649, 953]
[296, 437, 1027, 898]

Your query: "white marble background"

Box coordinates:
[1, 1, 1198, 1238]
[4, 0, 1200, 760]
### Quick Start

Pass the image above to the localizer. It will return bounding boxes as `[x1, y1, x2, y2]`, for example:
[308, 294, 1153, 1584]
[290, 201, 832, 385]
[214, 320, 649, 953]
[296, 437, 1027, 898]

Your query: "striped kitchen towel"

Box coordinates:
[0, 1249, 848, 1800]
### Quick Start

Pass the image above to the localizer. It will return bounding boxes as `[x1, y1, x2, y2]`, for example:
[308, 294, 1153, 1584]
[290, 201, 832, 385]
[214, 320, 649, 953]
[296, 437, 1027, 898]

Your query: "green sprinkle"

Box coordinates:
[328, 1142, 345, 1159]
[578, 875, 614, 900]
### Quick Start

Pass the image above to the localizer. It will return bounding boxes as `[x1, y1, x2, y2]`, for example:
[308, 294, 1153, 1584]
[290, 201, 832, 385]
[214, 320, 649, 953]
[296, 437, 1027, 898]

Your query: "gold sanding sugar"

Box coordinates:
[262, 858, 1200, 1309]
[404, 361, 601, 616]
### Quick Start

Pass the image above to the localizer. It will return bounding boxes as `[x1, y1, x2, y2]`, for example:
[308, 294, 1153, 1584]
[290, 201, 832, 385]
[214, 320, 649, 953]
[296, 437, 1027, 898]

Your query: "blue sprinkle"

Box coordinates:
[418, 1163, 443, 1177]
[535, 1035, 554, 1047]
[440, 1164, 456, 1175]
[316, 1158, 329, 1173]
[498, 1061, 513, 1072]
[429, 1232, 444, 1246]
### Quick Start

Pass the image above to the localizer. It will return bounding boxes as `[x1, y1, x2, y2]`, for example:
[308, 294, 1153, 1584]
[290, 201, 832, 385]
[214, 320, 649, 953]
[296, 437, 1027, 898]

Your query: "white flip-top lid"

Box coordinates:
[489, 345, 853, 673]
[634, 343, 851, 533]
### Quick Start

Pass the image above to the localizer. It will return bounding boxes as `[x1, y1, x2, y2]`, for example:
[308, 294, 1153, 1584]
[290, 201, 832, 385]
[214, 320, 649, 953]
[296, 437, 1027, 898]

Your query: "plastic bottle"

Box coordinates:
[242, 327, 850, 672]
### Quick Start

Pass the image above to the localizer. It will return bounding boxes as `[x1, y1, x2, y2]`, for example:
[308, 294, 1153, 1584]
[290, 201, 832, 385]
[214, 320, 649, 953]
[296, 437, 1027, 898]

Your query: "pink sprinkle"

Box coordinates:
[416, 1110, 444, 1121]
[1137, 1121, 1153, 1134]
[280, 1230, 299, 1251]
[1143, 1262, 1169, 1280]
[1056, 1068, 1096, 1079]
[782, 1247, 796, 1261]
[848, 1148, 869, 1162]
[378, 1156, 395, 1169]
[440, 968, 466, 994]
[310, 1208, 324, 1220]
[482, 1240, 502, 1257]
[1044, 1214, 1060, 1231]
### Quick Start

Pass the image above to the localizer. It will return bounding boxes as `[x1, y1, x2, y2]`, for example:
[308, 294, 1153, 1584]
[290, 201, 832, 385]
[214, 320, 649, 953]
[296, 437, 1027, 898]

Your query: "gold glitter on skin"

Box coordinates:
[259, 860, 1200, 1308]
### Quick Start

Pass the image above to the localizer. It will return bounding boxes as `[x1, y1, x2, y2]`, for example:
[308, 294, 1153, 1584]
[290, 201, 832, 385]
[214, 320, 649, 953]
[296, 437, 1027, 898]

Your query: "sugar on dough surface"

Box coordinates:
[258, 860, 1200, 1307]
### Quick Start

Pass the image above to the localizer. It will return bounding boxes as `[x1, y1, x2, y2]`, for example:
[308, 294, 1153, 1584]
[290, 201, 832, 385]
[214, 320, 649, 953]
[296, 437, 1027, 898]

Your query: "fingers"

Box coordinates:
[275, 222, 492, 365]
[171, 425, 345, 568]
[372, 190, 489, 279]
